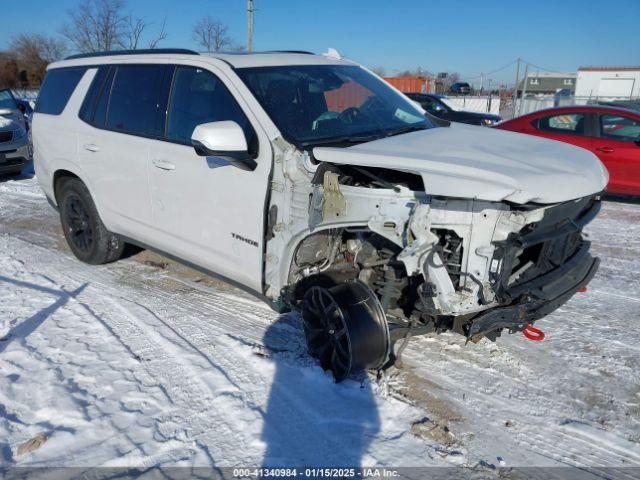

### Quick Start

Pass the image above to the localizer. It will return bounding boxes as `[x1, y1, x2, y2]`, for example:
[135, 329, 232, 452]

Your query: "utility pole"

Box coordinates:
[518, 63, 529, 116]
[247, 0, 254, 53]
[513, 58, 521, 118]
[480, 72, 484, 93]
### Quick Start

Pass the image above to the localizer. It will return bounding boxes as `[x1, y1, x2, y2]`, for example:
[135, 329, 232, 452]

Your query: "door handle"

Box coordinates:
[152, 159, 176, 171]
[596, 146, 614, 153]
[83, 143, 100, 152]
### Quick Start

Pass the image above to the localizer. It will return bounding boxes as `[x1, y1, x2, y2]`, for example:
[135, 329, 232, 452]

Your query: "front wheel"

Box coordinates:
[58, 178, 124, 265]
[302, 281, 390, 382]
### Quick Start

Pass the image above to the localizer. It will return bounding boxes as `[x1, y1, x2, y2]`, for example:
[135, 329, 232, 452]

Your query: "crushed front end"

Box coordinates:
[276, 164, 601, 344]
[458, 195, 600, 340]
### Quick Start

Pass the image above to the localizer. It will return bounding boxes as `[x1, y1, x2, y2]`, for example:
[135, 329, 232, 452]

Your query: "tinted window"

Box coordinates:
[417, 96, 444, 113]
[79, 67, 110, 123]
[106, 65, 164, 136]
[237, 65, 431, 147]
[537, 113, 585, 135]
[36, 67, 87, 115]
[166, 66, 256, 150]
[600, 114, 640, 142]
[93, 67, 116, 127]
[0, 89, 18, 110]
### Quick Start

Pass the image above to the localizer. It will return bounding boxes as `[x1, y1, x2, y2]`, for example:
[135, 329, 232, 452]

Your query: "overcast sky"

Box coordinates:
[2, 0, 639, 86]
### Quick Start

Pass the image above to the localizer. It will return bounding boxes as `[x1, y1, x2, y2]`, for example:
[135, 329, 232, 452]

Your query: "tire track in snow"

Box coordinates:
[2, 234, 433, 467]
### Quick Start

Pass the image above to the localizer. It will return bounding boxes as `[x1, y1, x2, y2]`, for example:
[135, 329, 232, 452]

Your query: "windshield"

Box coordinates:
[0, 89, 18, 110]
[237, 65, 433, 147]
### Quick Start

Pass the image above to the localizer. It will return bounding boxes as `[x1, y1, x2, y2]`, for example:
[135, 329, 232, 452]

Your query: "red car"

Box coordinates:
[495, 105, 640, 196]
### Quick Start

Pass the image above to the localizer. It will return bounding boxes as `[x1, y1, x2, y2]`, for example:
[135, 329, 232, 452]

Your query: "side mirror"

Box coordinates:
[191, 121, 257, 171]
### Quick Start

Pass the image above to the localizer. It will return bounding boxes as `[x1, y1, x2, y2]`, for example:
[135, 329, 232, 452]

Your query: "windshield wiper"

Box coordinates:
[384, 124, 429, 138]
[300, 133, 384, 149]
[300, 124, 428, 149]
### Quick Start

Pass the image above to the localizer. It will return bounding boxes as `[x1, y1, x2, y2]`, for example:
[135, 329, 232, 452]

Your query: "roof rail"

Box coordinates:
[269, 50, 314, 55]
[207, 50, 315, 56]
[64, 48, 199, 60]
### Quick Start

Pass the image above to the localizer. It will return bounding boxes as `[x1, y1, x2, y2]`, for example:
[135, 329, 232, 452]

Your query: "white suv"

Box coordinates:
[33, 49, 607, 381]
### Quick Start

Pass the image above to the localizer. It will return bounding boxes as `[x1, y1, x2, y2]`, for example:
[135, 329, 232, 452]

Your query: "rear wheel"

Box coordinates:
[302, 281, 389, 382]
[58, 178, 124, 265]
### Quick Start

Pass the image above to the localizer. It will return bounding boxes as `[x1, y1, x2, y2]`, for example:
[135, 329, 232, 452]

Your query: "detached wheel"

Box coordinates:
[58, 178, 124, 265]
[302, 281, 389, 382]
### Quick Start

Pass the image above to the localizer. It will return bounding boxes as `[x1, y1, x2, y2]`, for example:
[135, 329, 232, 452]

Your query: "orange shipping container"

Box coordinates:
[324, 76, 433, 112]
[384, 76, 432, 94]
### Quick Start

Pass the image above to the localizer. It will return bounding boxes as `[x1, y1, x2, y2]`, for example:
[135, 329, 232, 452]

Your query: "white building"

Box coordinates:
[575, 66, 640, 99]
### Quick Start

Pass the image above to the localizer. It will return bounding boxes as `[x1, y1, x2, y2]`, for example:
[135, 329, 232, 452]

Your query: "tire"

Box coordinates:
[302, 280, 390, 382]
[57, 178, 125, 265]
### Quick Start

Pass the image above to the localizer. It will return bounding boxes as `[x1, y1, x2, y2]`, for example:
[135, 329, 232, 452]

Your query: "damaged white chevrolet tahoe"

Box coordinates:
[33, 49, 608, 381]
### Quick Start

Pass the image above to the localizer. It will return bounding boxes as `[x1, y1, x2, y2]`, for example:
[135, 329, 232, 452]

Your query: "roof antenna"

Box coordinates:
[323, 48, 342, 60]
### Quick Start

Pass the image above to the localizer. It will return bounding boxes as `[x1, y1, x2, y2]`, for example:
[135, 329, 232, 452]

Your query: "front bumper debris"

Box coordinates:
[467, 195, 601, 339]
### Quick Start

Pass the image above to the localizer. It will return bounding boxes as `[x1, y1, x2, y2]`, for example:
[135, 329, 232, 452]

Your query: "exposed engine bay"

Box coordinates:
[285, 187, 599, 341]
[263, 140, 601, 379]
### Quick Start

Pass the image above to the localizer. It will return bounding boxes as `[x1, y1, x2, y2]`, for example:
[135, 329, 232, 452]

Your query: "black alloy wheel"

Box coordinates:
[64, 193, 94, 254]
[302, 281, 389, 382]
[57, 177, 124, 265]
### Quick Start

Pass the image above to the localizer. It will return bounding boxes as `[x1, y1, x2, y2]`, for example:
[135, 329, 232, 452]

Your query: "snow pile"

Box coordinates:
[0, 177, 639, 472]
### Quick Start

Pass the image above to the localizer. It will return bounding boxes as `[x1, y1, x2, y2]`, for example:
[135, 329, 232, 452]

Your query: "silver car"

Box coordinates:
[0, 89, 30, 175]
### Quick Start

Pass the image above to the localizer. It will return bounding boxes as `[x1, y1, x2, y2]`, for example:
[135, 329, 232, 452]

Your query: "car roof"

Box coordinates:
[51, 49, 355, 70]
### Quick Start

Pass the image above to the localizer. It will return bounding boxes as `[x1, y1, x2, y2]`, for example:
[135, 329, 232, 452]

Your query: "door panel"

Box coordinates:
[147, 65, 271, 292]
[77, 65, 165, 241]
[593, 113, 640, 195]
[79, 127, 155, 237]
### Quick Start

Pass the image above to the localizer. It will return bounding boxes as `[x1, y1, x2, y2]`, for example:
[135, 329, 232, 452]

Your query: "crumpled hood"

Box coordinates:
[313, 123, 608, 204]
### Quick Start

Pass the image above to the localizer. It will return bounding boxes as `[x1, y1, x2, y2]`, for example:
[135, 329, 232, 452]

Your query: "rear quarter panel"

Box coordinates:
[33, 69, 96, 205]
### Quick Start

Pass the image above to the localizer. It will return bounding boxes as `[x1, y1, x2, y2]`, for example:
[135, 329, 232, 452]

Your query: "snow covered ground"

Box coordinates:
[1, 174, 639, 476]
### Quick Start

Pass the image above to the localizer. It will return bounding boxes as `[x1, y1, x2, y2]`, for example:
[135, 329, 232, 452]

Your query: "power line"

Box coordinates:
[520, 58, 561, 73]
[459, 59, 517, 82]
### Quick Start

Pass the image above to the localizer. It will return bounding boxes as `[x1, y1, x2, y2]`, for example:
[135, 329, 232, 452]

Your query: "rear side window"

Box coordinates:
[600, 114, 640, 142]
[537, 113, 585, 135]
[79, 67, 111, 123]
[106, 65, 164, 136]
[36, 67, 87, 115]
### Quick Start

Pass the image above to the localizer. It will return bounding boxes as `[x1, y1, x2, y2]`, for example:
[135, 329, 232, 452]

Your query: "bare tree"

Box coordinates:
[7, 33, 68, 85]
[192, 16, 236, 52]
[61, 0, 167, 53]
[121, 15, 145, 49]
[9, 33, 67, 63]
[61, 0, 126, 52]
[148, 18, 168, 49]
[120, 16, 167, 49]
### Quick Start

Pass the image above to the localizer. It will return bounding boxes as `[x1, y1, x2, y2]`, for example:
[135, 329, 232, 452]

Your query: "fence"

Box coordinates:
[442, 95, 502, 115]
[505, 95, 640, 119]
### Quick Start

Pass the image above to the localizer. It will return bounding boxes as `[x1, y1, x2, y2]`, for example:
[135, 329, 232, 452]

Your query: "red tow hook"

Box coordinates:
[522, 326, 545, 341]
[578, 286, 588, 293]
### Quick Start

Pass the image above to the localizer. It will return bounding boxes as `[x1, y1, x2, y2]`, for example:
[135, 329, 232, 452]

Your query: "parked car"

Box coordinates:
[449, 82, 471, 94]
[16, 98, 34, 126]
[406, 93, 502, 126]
[495, 105, 640, 196]
[34, 49, 606, 382]
[0, 89, 30, 175]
